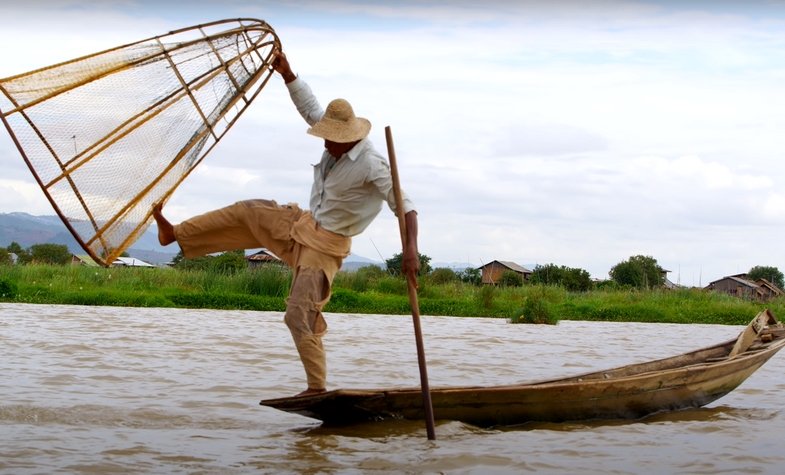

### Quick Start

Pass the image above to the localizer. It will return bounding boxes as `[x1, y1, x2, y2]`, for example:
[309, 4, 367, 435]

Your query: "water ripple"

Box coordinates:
[1, 302, 783, 474]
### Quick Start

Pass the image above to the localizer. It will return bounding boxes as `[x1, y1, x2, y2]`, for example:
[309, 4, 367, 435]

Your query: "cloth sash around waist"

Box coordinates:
[291, 212, 351, 259]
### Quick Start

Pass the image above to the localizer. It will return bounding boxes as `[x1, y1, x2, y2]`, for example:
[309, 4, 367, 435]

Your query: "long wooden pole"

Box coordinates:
[385, 125, 436, 440]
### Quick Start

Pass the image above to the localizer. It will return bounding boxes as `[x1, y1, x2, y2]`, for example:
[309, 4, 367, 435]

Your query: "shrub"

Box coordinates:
[334, 265, 385, 293]
[374, 275, 408, 295]
[0, 279, 18, 299]
[167, 292, 283, 311]
[512, 292, 557, 324]
[0, 249, 12, 266]
[356, 265, 386, 281]
[385, 252, 432, 276]
[457, 267, 482, 285]
[427, 267, 459, 285]
[243, 266, 290, 297]
[499, 270, 523, 287]
[609, 255, 665, 289]
[530, 263, 593, 291]
[477, 285, 495, 309]
[29, 243, 71, 265]
[208, 250, 247, 274]
[325, 288, 362, 311]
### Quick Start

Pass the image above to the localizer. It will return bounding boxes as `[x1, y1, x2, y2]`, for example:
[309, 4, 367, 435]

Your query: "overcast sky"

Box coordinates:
[1, 0, 784, 285]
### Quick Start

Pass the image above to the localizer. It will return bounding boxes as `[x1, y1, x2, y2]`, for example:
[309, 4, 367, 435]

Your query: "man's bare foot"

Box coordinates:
[152, 202, 176, 246]
[294, 388, 327, 398]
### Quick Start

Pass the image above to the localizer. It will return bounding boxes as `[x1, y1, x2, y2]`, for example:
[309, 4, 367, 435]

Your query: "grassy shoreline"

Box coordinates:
[1, 264, 782, 326]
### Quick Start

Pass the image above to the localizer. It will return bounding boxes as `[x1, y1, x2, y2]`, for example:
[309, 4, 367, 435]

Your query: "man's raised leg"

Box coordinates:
[152, 202, 176, 246]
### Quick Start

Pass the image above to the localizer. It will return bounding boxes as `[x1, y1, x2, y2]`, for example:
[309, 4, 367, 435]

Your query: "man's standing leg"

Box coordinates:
[284, 266, 331, 396]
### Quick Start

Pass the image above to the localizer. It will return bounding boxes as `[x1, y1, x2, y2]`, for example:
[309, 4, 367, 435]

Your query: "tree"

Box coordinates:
[0, 278, 17, 298]
[609, 255, 665, 289]
[499, 270, 523, 287]
[209, 250, 247, 274]
[175, 249, 246, 274]
[7, 241, 30, 264]
[385, 252, 432, 277]
[0, 248, 11, 265]
[428, 267, 459, 285]
[6, 242, 24, 254]
[171, 249, 185, 266]
[28, 243, 71, 265]
[748, 265, 785, 289]
[530, 263, 593, 291]
[355, 264, 386, 281]
[457, 267, 482, 285]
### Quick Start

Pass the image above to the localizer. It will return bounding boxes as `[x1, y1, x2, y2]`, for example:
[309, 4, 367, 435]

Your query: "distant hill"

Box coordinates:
[0, 212, 479, 270]
[0, 213, 81, 250]
[340, 253, 382, 271]
[340, 258, 478, 273]
[0, 212, 386, 268]
[0, 212, 177, 265]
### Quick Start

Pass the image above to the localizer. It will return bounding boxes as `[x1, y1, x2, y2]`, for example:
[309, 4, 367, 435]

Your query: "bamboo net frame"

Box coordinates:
[0, 18, 281, 266]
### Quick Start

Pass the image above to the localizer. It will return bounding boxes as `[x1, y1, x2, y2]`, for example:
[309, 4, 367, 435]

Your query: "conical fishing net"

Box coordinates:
[0, 18, 280, 266]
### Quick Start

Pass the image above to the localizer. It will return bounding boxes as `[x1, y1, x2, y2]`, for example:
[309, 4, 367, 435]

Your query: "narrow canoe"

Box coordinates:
[260, 309, 785, 427]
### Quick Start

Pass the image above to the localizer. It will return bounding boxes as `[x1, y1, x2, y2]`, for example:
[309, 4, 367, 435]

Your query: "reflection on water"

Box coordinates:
[1, 302, 785, 474]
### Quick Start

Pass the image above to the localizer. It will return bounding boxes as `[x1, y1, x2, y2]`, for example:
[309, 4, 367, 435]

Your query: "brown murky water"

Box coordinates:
[1, 302, 784, 474]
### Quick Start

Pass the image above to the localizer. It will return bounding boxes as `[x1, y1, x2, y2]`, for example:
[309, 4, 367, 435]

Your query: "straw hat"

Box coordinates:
[307, 98, 371, 143]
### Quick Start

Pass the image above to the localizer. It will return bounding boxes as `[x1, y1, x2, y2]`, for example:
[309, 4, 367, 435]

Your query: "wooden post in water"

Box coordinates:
[385, 125, 436, 440]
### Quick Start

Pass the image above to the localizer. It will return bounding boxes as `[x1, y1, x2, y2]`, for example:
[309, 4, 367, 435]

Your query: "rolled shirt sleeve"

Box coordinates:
[286, 77, 324, 126]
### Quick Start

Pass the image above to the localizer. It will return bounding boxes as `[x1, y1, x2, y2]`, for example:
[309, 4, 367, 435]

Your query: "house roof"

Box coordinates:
[72, 254, 100, 267]
[246, 248, 282, 262]
[708, 275, 758, 289]
[478, 260, 532, 274]
[757, 278, 784, 295]
[112, 257, 155, 267]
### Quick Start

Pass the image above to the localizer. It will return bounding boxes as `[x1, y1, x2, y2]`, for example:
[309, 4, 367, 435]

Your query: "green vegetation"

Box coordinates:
[1, 263, 783, 326]
[385, 252, 432, 276]
[530, 263, 592, 291]
[499, 270, 523, 287]
[4, 241, 72, 265]
[511, 286, 558, 324]
[0, 248, 11, 266]
[609, 255, 665, 289]
[29, 243, 72, 265]
[0, 277, 18, 299]
[748, 265, 785, 289]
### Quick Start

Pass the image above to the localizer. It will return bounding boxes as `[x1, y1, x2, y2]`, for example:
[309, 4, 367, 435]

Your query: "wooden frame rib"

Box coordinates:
[0, 18, 281, 266]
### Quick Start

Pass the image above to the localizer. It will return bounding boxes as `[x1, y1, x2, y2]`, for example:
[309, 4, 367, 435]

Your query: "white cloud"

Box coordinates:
[1, 1, 784, 284]
[762, 193, 785, 222]
[0, 179, 51, 214]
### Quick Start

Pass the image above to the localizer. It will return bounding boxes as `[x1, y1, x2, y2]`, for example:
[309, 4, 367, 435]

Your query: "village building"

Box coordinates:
[705, 273, 784, 301]
[660, 268, 679, 289]
[245, 248, 284, 269]
[478, 260, 532, 285]
[756, 278, 785, 301]
[71, 254, 100, 266]
[111, 257, 155, 267]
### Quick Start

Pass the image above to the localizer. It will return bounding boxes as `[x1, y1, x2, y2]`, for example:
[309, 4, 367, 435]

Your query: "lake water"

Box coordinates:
[1, 302, 784, 474]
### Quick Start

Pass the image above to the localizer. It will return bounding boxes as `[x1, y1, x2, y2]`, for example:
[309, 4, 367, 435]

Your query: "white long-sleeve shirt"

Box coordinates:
[286, 77, 416, 237]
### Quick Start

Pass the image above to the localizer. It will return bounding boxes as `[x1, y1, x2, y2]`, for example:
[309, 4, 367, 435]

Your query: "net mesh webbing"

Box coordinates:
[0, 18, 281, 266]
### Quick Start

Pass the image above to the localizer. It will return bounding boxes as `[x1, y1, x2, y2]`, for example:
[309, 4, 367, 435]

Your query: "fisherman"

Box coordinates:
[153, 51, 420, 397]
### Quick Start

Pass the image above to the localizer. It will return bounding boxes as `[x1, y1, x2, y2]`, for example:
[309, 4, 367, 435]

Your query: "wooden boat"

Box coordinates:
[260, 309, 785, 427]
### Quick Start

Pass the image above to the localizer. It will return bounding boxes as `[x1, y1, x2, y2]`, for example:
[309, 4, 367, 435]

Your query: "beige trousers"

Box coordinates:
[173, 199, 351, 390]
